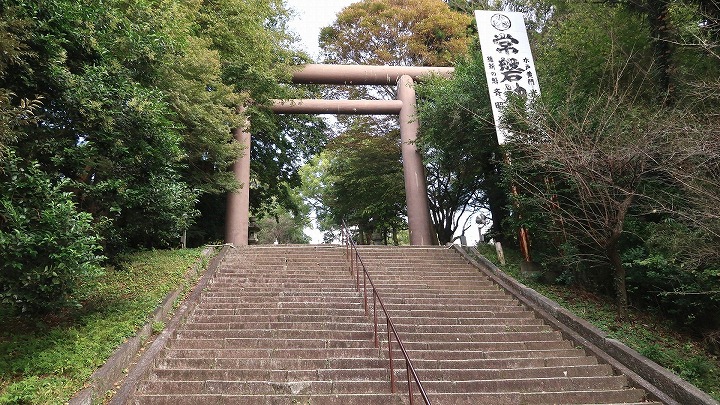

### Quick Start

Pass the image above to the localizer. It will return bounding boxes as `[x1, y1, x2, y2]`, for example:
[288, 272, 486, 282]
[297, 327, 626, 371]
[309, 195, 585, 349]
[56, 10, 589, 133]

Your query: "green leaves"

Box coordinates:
[0, 152, 103, 314]
[320, 0, 472, 66]
[0, 0, 313, 252]
[301, 125, 407, 243]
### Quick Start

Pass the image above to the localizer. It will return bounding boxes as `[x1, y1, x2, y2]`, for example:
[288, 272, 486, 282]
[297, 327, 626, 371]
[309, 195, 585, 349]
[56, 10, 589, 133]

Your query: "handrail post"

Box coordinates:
[355, 252, 360, 291]
[388, 318, 395, 393]
[407, 362, 414, 405]
[373, 292, 378, 348]
[363, 272, 368, 315]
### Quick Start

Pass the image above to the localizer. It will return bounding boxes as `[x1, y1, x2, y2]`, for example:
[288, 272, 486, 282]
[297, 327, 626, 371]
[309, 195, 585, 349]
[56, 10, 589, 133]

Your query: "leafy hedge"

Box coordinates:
[0, 152, 103, 314]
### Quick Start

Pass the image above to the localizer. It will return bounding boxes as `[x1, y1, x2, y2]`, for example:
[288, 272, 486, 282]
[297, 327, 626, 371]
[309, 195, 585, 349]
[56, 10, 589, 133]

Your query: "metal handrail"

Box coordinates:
[340, 222, 431, 405]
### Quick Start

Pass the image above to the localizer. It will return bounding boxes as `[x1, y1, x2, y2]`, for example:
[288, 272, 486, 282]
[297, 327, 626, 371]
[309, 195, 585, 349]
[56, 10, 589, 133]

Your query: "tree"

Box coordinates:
[0, 0, 314, 253]
[320, 0, 472, 67]
[499, 0, 720, 321]
[300, 123, 407, 244]
[256, 195, 312, 245]
[416, 48, 510, 244]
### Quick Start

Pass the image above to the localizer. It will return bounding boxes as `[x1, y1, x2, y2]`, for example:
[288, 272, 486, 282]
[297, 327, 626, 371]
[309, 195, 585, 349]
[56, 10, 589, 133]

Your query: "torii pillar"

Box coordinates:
[225, 64, 453, 246]
[225, 111, 251, 246]
[397, 75, 433, 245]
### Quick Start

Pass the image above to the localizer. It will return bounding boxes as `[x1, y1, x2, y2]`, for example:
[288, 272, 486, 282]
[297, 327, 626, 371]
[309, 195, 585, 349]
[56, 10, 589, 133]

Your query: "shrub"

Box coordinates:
[0, 152, 103, 314]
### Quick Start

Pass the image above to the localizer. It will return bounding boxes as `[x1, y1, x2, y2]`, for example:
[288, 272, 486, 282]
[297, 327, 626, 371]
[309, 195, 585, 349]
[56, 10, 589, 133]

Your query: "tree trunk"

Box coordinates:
[608, 241, 629, 320]
[646, 0, 675, 101]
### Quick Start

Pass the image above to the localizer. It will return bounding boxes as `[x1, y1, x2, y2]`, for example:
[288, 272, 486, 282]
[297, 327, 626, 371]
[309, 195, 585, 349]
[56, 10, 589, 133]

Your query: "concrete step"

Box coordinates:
[198, 296, 364, 305]
[183, 321, 372, 331]
[138, 379, 399, 395]
[189, 314, 371, 324]
[174, 328, 374, 340]
[397, 340, 574, 353]
[390, 348, 589, 361]
[168, 337, 377, 350]
[380, 302, 525, 311]
[155, 357, 385, 371]
[196, 301, 364, 310]
[162, 347, 382, 360]
[412, 364, 614, 381]
[393, 355, 600, 370]
[407, 389, 652, 404]
[391, 315, 544, 326]
[149, 367, 389, 382]
[129, 393, 403, 405]
[393, 330, 561, 343]
[394, 375, 631, 393]
[191, 308, 368, 317]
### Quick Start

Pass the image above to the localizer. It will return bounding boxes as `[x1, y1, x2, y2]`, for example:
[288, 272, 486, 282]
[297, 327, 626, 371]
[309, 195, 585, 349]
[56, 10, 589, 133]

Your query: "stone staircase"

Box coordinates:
[355, 245, 662, 404]
[126, 245, 400, 404]
[118, 244, 665, 404]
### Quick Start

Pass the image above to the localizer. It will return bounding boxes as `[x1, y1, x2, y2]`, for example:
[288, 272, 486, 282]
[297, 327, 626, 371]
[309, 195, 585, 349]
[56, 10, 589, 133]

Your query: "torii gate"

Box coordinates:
[225, 64, 454, 246]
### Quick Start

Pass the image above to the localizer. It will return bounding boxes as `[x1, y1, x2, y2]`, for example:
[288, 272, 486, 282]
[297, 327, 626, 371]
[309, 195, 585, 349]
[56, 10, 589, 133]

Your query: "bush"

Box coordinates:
[0, 152, 103, 314]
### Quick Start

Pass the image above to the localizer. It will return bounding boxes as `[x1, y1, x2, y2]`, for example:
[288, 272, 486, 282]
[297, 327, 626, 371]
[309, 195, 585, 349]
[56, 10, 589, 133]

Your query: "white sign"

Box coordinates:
[475, 10, 541, 144]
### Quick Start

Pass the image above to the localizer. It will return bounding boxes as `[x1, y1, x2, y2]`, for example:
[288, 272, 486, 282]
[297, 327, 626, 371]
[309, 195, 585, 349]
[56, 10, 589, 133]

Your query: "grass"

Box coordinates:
[475, 243, 720, 401]
[0, 248, 207, 405]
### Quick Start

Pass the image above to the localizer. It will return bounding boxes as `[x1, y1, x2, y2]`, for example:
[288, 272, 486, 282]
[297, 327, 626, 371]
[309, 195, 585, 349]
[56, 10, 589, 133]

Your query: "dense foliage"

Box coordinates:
[301, 121, 407, 244]
[415, 48, 509, 244]
[495, 1, 720, 332]
[0, 0, 320, 313]
[0, 248, 204, 404]
[0, 151, 103, 313]
[417, 0, 720, 339]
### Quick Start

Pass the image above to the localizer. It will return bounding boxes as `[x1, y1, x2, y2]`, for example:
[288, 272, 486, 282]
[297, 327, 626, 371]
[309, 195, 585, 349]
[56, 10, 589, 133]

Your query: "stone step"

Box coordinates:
[378, 291, 510, 299]
[207, 285, 358, 293]
[129, 393, 403, 405]
[395, 375, 631, 394]
[196, 301, 364, 310]
[168, 337, 376, 350]
[191, 307, 367, 316]
[409, 364, 614, 381]
[391, 330, 561, 343]
[137, 375, 632, 396]
[174, 328, 374, 340]
[183, 321, 372, 331]
[155, 357, 385, 371]
[388, 348, 589, 361]
[198, 295, 364, 305]
[395, 339, 573, 352]
[390, 323, 551, 333]
[162, 347, 382, 360]
[386, 309, 535, 318]
[391, 316, 544, 326]
[137, 379, 393, 395]
[149, 367, 389, 382]
[406, 389, 652, 404]
[393, 355, 600, 370]
[190, 313, 370, 323]
[380, 302, 525, 311]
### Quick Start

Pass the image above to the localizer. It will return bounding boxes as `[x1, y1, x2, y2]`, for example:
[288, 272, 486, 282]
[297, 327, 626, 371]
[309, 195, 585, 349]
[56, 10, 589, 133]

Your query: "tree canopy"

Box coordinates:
[0, 0, 317, 312]
[320, 0, 472, 66]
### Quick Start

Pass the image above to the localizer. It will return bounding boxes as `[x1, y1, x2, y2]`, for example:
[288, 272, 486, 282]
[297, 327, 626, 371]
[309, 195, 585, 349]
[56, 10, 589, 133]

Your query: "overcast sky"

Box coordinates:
[284, 0, 357, 61]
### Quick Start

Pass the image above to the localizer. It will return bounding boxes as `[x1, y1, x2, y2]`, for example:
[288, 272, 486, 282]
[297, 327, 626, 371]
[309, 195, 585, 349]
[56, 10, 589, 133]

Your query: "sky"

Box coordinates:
[284, 0, 357, 61]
